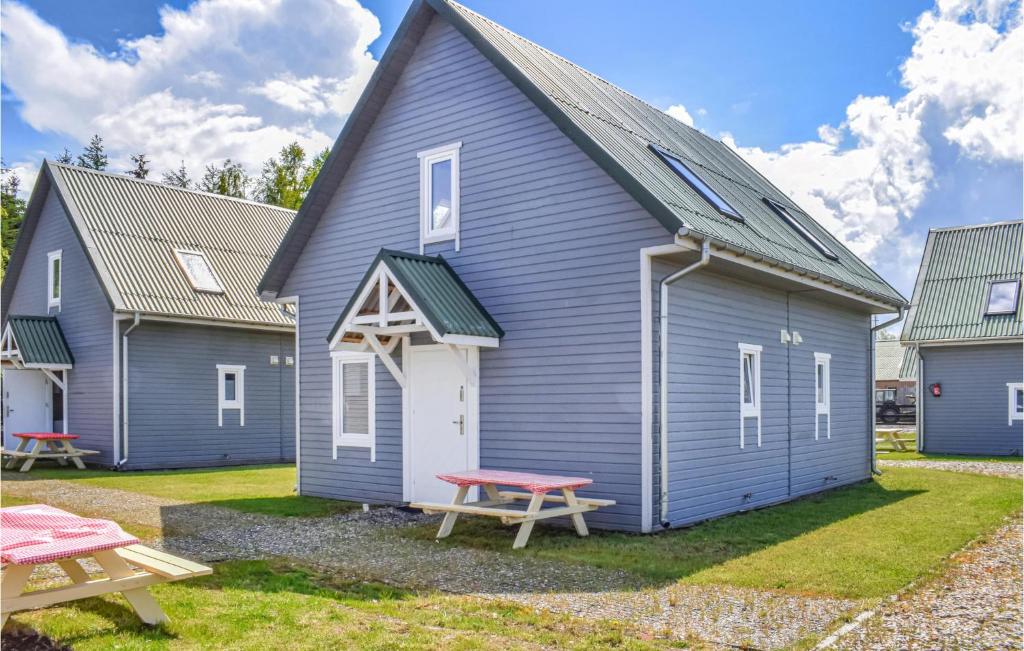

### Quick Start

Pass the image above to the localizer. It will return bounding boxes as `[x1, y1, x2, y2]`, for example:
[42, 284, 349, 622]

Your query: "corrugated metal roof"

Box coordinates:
[328, 249, 503, 342]
[876, 340, 915, 380]
[437, 0, 904, 305]
[898, 345, 919, 380]
[7, 316, 74, 366]
[261, 0, 905, 308]
[49, 163, 295, 327]
[902, 221, 1023, 342]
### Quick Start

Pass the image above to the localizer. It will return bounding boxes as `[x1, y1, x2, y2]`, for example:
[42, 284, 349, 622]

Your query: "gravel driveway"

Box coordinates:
[879, 459, 1022, 478]
[3, 476, 857, 650]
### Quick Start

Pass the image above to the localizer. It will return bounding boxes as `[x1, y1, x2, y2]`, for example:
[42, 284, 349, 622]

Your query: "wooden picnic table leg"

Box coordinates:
[92, 550, 168, 625]
[59, 440, 87, 470]
[436, 485, 469, 539]
[46, 440, 69, 466]
[561, 488, 589, 537]
[57, 559, 91, 584]
[1, 564, 36, 628]
[512, 492, 546, 550]
[4, 437, 30, 469]
[19, 439, 46, 473]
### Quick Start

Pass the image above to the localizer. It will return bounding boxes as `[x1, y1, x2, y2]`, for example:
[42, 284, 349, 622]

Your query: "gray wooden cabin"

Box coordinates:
[1, 163, 296, 470]
[901, 221, 1023, 457]
[257, 0, 907, 532]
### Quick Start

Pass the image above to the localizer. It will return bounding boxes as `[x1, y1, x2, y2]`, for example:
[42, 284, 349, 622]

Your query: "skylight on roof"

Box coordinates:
[650, 145, 742, 222]
[763, 199, 839, 261]
[985, 279, 1019, 315]
[174, 249, 224, 293]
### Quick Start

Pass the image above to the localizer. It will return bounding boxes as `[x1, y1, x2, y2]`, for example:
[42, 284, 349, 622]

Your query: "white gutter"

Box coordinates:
[118, 312, 141, 468]
[659, 241, 711, 526]
[869, 307, 905, 475]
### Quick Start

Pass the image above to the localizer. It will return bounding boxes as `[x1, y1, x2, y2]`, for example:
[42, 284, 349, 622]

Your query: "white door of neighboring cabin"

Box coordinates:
[408, 347, 471, 503]
[2, 369, 51, 449]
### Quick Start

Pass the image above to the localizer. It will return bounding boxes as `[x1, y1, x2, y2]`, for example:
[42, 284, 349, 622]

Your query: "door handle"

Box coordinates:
[452, 415, 464, 435]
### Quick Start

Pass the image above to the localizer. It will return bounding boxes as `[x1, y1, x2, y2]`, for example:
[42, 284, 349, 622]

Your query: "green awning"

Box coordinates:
[328, 249, 503, 346]
[2, 316, 74, 367]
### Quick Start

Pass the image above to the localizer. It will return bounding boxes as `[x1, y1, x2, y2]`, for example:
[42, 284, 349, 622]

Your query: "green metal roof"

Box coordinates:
[902, 221, 1023, 343]
[898, 345, 919, 380]
[6, 316, 74, 367]
[876, 340, 913, 380]
[260, 0, 905, 308]
[328, 249, 503, 343]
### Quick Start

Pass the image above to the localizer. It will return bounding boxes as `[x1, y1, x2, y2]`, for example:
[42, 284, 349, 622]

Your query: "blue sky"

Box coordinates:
[2, 0, 1021, 296]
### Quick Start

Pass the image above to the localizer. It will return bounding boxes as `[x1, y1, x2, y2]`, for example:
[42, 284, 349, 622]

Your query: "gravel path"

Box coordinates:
[879, 459, 1023, 478]
[832, 518, 1023, 650]
[3, 476, 857, 650]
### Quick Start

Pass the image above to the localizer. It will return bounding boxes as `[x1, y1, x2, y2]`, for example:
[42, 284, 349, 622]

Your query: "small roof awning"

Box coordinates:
[328, 249, 503, 352]
[1, 316, 74, 369]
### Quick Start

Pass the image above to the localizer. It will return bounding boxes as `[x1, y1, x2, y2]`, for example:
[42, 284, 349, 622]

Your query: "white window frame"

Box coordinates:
[814, 352, 832, 440]
[217, 364, 245, 427]
[47, 250, 62, 310]
[1008, 382, 1024, 426]
[332, 351, 376, 461]
[418, 142, 462, 252]
[174, 248, 225, 294]
[738, 343, 762, 448]
[985, 279, 1020, 316]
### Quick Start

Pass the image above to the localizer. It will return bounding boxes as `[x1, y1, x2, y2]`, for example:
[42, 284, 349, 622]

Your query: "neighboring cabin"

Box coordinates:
[1, 163, 297, 470]
[257, 0, 907, 532]
[874, 339, 917, 424]
[902, 221, 1024, 457]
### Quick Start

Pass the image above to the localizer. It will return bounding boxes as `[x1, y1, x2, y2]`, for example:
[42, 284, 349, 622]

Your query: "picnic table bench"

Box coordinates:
[1, 504, 211, 628]
[410, 469, 615, 549]
[2, 433, 99, 472]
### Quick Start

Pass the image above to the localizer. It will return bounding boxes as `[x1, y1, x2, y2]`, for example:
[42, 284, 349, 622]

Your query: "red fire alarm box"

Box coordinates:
[929, 383, 941, 397]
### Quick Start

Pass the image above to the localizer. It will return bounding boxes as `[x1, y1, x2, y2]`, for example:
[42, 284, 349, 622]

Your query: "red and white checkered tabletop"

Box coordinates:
[436, 469, 593, 494]
[13, 433, 79, 440]
[0, 504, 139, 565]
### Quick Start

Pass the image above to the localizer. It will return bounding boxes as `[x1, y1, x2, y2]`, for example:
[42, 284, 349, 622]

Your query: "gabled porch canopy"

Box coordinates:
[1, 316, 74, 401]
[327, 249, 503, 386]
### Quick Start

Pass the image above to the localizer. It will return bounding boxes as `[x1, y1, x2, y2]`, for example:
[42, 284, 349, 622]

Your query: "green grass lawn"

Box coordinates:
[4, 561, 676, 651]
[404, 468, 1022, 599]
[0, 465, 358, 517]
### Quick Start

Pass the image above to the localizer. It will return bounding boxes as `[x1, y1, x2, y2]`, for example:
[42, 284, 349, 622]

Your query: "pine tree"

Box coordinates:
[76, 134, 108, 170]
[1, 165, 26, 273]
[161, 162, 191, 189]
[55, 147, 73, 165]
[128, 154, 151, 179]
[199, 159, 249, 198]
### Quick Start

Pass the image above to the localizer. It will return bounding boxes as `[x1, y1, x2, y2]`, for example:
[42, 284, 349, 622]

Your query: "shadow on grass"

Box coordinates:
[402, 479, 923, 586]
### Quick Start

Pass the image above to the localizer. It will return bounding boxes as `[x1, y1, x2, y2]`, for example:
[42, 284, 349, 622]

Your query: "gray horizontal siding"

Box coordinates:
[122, 320, 294, 470]
[664, 269, 871, 527]
[921, 343, 1024, 456]
[4, 187, 114, 462]
[282, 16, 669, 530]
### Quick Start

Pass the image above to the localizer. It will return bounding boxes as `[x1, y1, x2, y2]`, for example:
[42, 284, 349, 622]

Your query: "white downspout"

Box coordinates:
[659, 241, 711, 526]
[869, 307, 905, 475]
[915, 344, 924, 452]
[119, 312, 141, 467]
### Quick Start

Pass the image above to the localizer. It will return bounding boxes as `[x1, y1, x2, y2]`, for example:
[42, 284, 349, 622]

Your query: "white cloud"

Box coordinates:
[724, 0, 1021, 293]
[1, 0, 380, 180]
[665, 104, 695, 127]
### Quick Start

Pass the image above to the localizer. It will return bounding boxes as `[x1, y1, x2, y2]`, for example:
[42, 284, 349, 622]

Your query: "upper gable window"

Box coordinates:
[764, 199, 839, 261]
[47, 250, 62, 310]
[174, 249, 224, 293]
[418, 142, 462, 251]
[650, 145, 742, 222]
[985, 279, 1019, 315]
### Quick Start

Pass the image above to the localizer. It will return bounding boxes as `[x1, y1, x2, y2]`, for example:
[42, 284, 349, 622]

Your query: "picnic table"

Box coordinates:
[0, 504, 211, 628]
[410, 469, 616, 549]
[2, 433, 99, 472]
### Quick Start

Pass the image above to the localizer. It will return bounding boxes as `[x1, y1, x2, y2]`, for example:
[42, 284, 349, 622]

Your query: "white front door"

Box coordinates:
[2, 369, 52, 449]
[409, 347, 471, 503]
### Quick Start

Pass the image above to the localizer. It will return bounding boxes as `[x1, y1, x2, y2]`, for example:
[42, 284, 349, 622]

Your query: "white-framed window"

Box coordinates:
[738, 343, 762, 448]
[1008, 382, 1024, 425]
[814, 352, 832, 440]
[217, 364, 245, 427]
[47, 250, 62, 309]
[418, 142, 461, 251]
[332, 351, 376, 461]
[986, 279, 1020, 315]
[174, 249, 224, 293]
